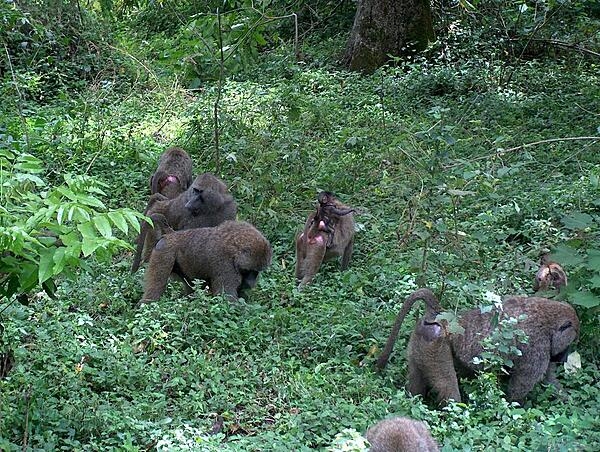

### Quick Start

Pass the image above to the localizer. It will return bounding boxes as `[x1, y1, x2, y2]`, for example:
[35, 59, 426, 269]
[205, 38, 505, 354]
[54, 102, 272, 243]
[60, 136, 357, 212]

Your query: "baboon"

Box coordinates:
[131, 173, 237, 272]
[365, 417, 439, 452]
[533, 254, 567, 293]
[150, 147, 194, 199]
[139, 220, 272, 303]
[376, 288, 579, 405]
[295, 191, 355, 287]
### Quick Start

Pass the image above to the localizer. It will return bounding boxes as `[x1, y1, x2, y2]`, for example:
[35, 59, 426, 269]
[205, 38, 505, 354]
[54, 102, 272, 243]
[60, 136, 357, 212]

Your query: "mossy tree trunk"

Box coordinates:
[344, 0, 434, 73]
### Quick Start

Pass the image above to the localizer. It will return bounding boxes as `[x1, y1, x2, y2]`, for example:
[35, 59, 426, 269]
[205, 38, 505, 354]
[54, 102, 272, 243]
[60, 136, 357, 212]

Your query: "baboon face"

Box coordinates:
[185, 187, 228, 214]
[184, 173, 233, 216]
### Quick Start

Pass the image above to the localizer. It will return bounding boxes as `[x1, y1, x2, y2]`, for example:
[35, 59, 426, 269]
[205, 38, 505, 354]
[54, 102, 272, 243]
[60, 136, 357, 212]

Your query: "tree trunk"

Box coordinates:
[344, 0, 434, 73]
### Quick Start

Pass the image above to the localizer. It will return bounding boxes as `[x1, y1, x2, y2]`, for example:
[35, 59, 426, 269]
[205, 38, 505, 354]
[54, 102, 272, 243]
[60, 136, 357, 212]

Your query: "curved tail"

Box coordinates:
[376, 288, 442, 370]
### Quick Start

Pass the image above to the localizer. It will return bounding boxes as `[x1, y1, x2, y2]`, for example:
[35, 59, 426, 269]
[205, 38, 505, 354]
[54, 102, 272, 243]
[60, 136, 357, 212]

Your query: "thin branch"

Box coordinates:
[446, 136, 600, 168]
[512, 38, 600, 59]
[3, 44, 30, 152]
[105, 43, 161, 89]
[214, 8, 224, 174]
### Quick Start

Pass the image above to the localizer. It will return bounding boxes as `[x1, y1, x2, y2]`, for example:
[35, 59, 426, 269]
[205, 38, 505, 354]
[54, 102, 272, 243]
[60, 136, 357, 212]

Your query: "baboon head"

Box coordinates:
[533, 254, 567, 292]
[184, 173, 233, 215]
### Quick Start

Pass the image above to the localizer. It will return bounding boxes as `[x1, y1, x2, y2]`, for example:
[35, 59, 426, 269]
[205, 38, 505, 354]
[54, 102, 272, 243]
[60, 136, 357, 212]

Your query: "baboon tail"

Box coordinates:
[151, 170, 167, 195]
[131, 221, 149, 273]
[376, 288, 442, 370]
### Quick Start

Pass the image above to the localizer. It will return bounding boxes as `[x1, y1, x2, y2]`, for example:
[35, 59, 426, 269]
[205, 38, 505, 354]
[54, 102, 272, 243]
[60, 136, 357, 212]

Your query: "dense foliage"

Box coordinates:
[1, 0, 599, 450]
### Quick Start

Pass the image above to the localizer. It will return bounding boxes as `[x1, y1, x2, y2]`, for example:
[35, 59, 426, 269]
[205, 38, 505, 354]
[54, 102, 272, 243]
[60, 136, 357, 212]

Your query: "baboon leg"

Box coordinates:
[506, 358, 549, 403]
[340, 236, 353, 270]
[210, 268, 243, 300]
[140, 243, 177, 303]
[298, 239, 327, 287]
[426, 352, 461, 404]
[172, 274, 194, 296]
[407, 364, 428, 398]
[543, 363, 564, 391]
[295, 233, 307, 281]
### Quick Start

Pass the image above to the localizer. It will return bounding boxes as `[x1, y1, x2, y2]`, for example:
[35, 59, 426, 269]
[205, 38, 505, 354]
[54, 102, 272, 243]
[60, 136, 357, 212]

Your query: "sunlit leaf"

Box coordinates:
[93, 215, 112, 238]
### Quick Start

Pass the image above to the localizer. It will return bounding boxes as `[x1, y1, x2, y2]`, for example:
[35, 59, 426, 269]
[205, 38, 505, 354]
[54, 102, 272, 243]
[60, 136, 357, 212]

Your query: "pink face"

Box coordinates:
[318, 220, 327, 231]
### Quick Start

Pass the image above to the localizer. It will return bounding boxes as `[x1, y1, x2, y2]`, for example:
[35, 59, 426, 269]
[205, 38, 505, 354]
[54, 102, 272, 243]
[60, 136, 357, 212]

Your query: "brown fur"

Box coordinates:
[295, 191, 355, 287]
[533, 254, 567, 293]
[131, 173, 237, 273]
[366, 417, 439, 452]
[376, 288, 579, 405]
[150, 147, 194, 199]
[139, 220, 272, 304]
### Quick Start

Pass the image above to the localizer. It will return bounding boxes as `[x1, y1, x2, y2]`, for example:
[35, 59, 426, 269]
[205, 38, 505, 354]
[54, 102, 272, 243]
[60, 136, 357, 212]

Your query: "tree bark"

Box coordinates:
[344, 0, 434, 73]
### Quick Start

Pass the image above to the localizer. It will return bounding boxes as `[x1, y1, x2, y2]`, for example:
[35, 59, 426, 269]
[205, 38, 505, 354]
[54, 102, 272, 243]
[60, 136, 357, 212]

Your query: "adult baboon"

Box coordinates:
[365, 416, 439, 452]
[295, 191, 355, 287]
[131, 173, 237, 272]
[533, 254, 567, 293]
[139, 221, 272, 304]
[376, 288, 579, 405]
[150, 147, 194, 199]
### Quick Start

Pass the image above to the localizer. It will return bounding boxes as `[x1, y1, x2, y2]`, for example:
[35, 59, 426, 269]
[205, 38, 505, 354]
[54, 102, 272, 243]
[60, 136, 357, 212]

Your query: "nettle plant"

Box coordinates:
[472, 292, 528, 371]
[0, 145, 143, 299]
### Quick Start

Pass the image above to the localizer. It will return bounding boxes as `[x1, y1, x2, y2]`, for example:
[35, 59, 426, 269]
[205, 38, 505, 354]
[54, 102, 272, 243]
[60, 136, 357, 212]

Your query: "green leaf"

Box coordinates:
[81, 238, 102, 257]
[551, 244, 584, 266]
[93, 215, 113, 238]
[570, 291, 600, 308]
[38, 247, 56, 283]
[52, 246, 67, 275]
[561, 212, 595, 230]
[589, 274, 600, 289]
[108, 211, 128, 235]
[78, 221, 97, 239]
[122, 209, 142, 233]
[585, 249, 600, 271]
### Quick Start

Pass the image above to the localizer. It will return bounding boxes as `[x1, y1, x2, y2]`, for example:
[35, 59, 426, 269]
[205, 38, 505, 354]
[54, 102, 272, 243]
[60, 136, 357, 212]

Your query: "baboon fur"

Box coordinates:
[140, 220, 272, 303]
[366, 416, 439, 452]
[376, 288, 579, 405]
[150, 147, 194, 199]
[295, 191, 355, 287]
[131, 172, 237, 272]
[533, 254, 568, 293]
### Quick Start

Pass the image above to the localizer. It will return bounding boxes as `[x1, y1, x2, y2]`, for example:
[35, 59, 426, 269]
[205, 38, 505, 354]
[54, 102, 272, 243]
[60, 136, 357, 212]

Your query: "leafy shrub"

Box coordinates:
[0, 136, 143, 299]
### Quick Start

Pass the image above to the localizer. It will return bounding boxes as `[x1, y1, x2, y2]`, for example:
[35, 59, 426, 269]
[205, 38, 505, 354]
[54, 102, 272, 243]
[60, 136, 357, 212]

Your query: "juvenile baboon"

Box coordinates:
[295, 191, 355, 287]
[365, 417, 439, 452]
[150, 147, 194, 199]
[131, 173, 237, 272]
[533, 254, 567, 293]
[139, 221, 272, 303]
[376, 288, 579, 405]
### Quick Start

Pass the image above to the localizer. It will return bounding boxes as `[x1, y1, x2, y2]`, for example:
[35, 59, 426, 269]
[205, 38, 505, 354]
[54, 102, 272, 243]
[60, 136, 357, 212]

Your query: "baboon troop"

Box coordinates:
[365, 416, 439, 452]
[376, 288, 580, 405]
[295, 191, 355, 287]
[139, 221, 272, 303]
[131, 172, 237, 272]
[534, 254, 568, 293]
[127, 146, 582, 444]
[150, 146, 194, 199]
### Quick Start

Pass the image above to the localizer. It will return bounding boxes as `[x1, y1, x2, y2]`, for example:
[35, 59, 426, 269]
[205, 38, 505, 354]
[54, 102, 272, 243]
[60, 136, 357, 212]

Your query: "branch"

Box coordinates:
[472, 136, 600, 163]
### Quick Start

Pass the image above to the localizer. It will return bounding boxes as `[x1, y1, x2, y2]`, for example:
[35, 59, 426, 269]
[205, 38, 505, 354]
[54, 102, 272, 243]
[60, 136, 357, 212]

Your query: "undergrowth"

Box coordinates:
[1, 0, 600, 450]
